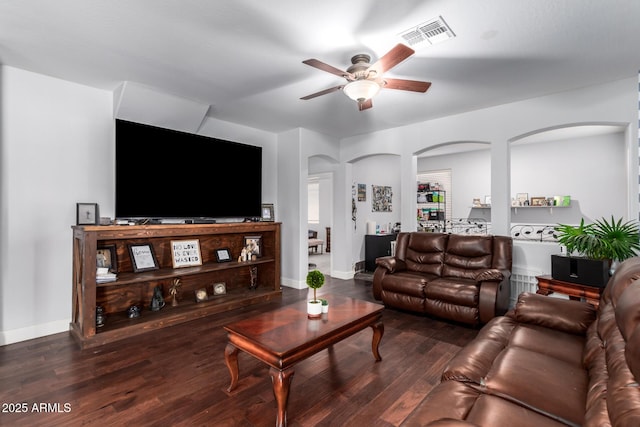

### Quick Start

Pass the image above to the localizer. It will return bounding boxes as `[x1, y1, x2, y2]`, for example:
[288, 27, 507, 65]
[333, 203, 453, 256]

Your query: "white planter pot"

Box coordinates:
[322, 304, 329, 313]
[307, 300, 322, 318]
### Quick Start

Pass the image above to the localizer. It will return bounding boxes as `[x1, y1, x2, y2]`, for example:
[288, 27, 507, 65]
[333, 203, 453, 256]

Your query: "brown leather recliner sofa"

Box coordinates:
[372, 232, 513, 325]
[402, 255, 640, 427]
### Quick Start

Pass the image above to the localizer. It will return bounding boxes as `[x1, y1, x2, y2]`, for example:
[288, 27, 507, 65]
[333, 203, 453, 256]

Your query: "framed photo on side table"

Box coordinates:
[128, 243, 159, 272]
[76, 203, 99, 225]
[261, 203, 275, 222]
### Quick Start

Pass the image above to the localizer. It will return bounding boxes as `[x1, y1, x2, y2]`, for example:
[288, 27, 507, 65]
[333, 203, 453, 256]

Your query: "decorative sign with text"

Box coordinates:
[171, 239, 202, 268]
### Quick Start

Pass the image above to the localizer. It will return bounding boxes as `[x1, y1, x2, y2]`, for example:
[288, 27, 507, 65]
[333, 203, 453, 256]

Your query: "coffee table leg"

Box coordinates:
[269, 367, 294, 427]
[371, 321, 384, 361]
[224, 343, 239, 392]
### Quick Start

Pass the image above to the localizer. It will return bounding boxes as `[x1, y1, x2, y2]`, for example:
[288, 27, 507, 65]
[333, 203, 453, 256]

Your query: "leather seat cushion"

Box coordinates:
[381, 271, 436, 297]
[403, 380, 568, 427]
[426, 277, 479, 306]
[484, 346, 588, 426]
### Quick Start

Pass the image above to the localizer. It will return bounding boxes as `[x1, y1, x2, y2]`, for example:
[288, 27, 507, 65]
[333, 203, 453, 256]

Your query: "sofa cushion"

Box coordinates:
[404, 233, 447, 276]
[426, 278, 479, 307]
[404, 380, 570, 427]
[443, 235, 493, 279]
[379, 271, 433, 297]
[511, 292, 597, 335]
[483, 346, 588, 426]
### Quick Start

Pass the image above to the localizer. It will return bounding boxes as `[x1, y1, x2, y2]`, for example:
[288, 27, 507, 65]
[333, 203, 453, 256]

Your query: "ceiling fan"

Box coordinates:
[300, 43, 431, 111]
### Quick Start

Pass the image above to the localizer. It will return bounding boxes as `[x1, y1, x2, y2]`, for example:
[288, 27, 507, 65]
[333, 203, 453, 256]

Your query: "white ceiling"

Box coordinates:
[1, 0, 640, 139]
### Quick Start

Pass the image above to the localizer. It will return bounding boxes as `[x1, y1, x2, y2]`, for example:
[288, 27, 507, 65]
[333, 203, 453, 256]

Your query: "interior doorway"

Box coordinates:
[307, 172, 332, 276]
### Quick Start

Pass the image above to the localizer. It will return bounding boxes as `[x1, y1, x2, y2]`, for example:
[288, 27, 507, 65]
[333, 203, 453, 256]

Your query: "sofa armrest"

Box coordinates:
[474, 268, 504, 282]
[372, 257, 407, 300]
[375, 256, 406, 273]
[478, 271, 511, 323]
[508, 292, 597, 335]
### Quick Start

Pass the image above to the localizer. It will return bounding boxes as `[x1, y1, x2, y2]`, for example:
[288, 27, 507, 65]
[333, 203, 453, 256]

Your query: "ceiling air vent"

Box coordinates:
[399, 16, 455, 47]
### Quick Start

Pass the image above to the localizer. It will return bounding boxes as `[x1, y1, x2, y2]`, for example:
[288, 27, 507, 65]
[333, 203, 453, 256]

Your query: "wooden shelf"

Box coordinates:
[71, 222, 282, 349]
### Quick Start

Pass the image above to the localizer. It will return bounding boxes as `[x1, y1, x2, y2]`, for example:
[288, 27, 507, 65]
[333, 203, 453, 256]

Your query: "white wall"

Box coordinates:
[351, 155, 402, 265]
[0, 66, 279, 345]
[1, 66, 113, 344]
[1, 65, 637, 345]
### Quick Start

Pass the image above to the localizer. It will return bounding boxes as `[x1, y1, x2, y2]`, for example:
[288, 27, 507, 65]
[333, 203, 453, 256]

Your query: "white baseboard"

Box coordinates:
[0, 319, 70, 346]
[330, 270, 355, 280]
[281, 277, 306, 289]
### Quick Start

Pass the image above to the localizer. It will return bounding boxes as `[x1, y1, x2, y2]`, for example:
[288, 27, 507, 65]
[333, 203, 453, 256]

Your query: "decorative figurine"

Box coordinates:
[249, 266, 258, 290]
[169, 278, 181, 307]
[127, 305, 141, 318]
[150, 285, 165, 311]
[96, 305, 106, 328]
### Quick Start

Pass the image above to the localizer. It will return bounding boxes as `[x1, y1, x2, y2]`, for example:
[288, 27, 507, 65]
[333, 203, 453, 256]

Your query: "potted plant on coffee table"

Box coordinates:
[553, 216, 640, 287]
[306, 269, 325, 318]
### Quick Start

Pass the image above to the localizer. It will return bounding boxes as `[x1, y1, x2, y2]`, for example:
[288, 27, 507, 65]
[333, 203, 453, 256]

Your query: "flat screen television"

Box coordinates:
[115, 119, 262, 221]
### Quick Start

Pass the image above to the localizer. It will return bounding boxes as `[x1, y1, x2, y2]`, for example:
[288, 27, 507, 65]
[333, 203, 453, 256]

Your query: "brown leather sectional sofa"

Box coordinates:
[402, 255, 640, 427]
[372, 232, 513, 325]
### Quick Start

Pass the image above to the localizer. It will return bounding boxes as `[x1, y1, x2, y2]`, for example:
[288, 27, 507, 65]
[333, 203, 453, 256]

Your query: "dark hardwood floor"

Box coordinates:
[0, 276, 478, 427]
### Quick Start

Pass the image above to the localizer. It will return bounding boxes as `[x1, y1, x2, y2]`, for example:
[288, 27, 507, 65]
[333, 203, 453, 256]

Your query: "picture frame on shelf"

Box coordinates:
[97, 244, 117, 273]
[484, 195, 491, 206]
[195, 288, 208, 302]
[76, 203, 99, 225]
[215, 248, 232, 263]
[516, 193, 528, 206]
[261, 203, 275, 222]
[128, 243, 159, 272]
[243, 235, 262, 258]
[170, 239, 202, 268]
[212, 282, 227, 296]
[530, 197, 547, 206]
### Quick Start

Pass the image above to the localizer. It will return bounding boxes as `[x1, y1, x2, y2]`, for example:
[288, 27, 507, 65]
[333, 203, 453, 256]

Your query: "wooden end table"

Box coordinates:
[223, 295, 384, 427]
[535, 275, 603, 308]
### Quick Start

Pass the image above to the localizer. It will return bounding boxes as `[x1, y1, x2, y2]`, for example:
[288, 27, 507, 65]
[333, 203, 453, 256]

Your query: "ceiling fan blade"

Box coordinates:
[302, 59, 352, 79]
[358, 99, 373, 111]
[383, 78, 431, 93]
[368, 43, 415, 75]
[300, 85, 344, 100]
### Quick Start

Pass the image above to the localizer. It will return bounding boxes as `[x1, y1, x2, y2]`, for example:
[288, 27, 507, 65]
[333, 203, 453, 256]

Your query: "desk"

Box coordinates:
[535, 275, 603, 308]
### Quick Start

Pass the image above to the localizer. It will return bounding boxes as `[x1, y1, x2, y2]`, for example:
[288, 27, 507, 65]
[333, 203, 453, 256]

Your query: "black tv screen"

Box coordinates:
[115, 119, 262, 220]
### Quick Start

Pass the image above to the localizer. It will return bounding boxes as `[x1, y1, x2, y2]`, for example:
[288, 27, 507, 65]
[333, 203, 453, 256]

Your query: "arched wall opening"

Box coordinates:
[416, 141, 492, 233]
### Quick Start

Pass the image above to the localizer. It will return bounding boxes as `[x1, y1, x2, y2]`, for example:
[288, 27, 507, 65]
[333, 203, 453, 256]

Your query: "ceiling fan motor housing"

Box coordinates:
[347, 54, 375, 80]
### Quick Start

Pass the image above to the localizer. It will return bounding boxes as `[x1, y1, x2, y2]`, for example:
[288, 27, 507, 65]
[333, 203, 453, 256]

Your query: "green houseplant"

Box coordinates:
[553, 216, 640, 286]
[555, 216, 640, 262]
[306, 270, 325, 318]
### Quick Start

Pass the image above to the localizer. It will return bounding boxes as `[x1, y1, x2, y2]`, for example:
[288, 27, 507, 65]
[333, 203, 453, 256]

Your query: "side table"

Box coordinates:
[535, 275, 603, 308]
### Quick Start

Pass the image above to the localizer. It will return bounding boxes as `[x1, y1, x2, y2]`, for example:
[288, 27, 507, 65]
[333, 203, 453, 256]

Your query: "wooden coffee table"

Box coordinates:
[223, 295, 384, 427]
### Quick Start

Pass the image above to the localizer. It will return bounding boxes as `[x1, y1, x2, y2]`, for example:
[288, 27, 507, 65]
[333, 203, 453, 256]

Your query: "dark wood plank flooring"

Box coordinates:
[0, 276, 478, 427]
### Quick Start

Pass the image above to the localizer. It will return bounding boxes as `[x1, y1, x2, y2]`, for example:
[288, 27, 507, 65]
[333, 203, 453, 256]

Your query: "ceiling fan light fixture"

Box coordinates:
[343, 80, 380, 102]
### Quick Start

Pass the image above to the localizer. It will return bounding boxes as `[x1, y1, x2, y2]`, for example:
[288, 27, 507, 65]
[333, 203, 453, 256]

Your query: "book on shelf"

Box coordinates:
[96, 268, 117, 283]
